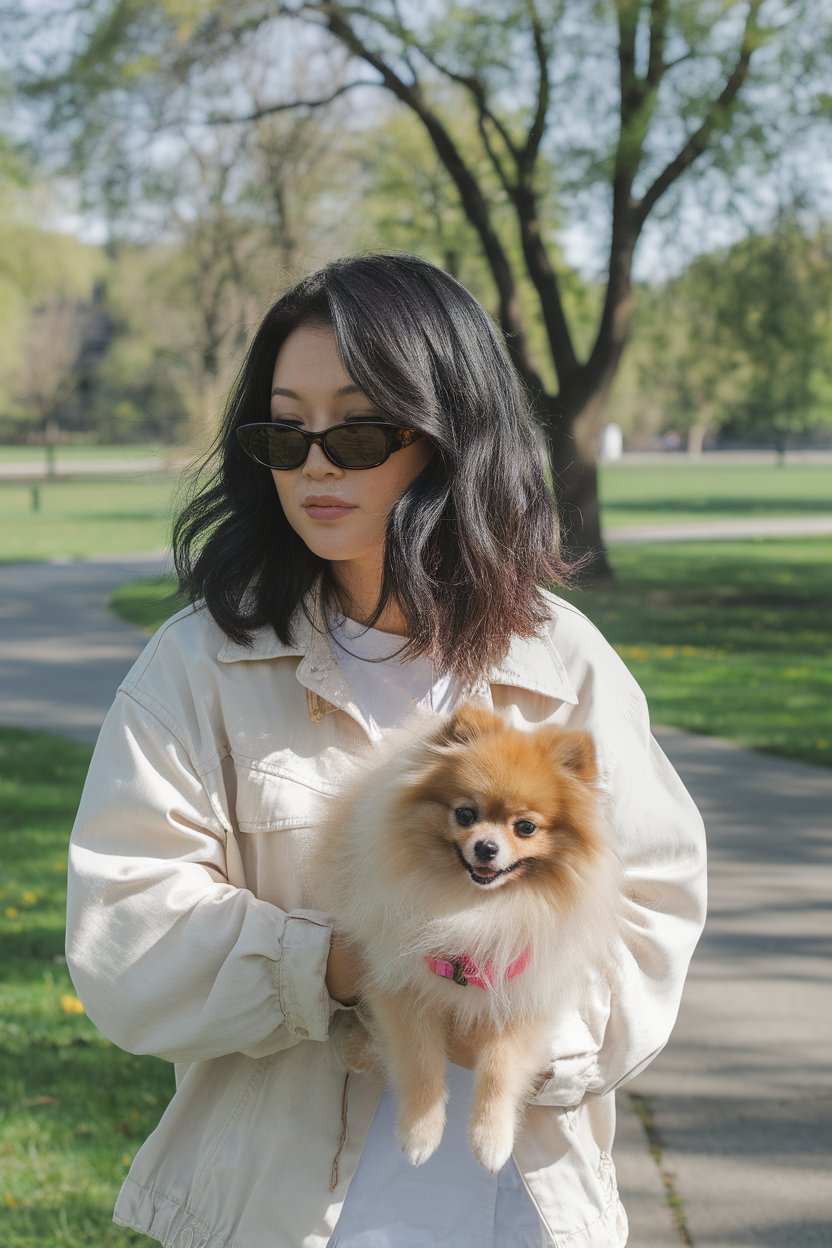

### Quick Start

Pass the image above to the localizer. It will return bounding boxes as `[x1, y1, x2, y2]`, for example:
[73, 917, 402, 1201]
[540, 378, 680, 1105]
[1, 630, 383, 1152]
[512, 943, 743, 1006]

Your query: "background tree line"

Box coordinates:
[3, 195, 830, 458]
[2, 0, 831, 565]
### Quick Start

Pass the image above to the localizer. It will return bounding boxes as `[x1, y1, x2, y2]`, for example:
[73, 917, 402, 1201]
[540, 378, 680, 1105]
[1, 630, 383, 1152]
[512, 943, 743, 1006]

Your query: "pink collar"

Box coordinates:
[426, 949, 530, 989]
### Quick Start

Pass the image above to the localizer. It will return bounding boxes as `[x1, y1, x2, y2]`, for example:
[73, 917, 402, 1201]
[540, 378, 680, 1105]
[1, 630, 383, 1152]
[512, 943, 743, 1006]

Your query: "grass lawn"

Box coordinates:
[111, 537, 832, 770]
[109, 577, 186, 631]
[563, 536, 831, 769]
[0, 730, 171, 1246]
[0, 477, 180, 562]
[0, 461, 829, 564]
[599, 461, 832, 528]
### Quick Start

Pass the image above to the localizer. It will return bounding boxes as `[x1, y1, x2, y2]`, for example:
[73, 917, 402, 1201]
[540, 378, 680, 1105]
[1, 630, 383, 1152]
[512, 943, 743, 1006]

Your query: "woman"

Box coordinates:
[66, 253, 706, 1248]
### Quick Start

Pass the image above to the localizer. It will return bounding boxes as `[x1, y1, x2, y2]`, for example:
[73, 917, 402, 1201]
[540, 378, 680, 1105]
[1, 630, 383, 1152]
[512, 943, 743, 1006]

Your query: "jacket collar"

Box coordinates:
[487, 628, 578, 705]
[217, 587, 578, 707]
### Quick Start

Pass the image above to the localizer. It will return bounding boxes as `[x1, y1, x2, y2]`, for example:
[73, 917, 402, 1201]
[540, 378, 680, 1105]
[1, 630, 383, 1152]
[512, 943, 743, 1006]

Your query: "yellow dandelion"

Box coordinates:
[4, 906, 18, 920]
[21, 890, 39, 906]
[616, 645, 649, 662]
[60, 994, 85, 1015]
[4, 1195, 18, 1210]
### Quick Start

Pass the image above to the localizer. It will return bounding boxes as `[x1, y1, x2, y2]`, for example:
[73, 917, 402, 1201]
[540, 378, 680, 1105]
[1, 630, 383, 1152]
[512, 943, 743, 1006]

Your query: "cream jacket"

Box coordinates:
[66, 589, 707, 1248]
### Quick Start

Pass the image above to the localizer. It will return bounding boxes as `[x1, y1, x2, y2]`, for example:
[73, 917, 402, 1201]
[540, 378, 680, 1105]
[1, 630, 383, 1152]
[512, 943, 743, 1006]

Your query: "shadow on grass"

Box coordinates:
[3, 1029, 172, 1145]
[76, 510, 171, 524]
[605, 495, 832, 519]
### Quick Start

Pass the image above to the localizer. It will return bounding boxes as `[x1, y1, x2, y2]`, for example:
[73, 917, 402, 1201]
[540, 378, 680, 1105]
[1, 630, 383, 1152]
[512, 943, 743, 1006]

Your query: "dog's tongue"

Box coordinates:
[475, 865, 498, 878]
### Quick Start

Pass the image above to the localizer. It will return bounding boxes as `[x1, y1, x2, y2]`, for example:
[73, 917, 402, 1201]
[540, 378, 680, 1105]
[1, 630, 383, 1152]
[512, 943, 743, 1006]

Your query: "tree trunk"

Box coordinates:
[541, 397, 614, 583]
[687, 423, 708, 455]
[44, 413, 59, 479]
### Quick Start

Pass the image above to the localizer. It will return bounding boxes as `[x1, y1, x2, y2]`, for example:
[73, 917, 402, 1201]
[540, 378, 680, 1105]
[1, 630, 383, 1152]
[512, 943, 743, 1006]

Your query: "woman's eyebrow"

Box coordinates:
[271, 384, 365, 399]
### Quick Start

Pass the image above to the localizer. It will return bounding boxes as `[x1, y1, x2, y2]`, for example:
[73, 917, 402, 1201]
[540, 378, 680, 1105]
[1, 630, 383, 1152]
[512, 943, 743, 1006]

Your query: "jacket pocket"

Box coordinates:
[231, 767, 336, 913]
[234, 765, 333, 833]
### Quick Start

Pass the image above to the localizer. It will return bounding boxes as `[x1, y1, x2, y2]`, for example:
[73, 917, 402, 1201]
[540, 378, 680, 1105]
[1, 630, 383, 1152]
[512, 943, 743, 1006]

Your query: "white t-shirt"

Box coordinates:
[326, 618, 550, 1248]
[327, 614, 464, 740]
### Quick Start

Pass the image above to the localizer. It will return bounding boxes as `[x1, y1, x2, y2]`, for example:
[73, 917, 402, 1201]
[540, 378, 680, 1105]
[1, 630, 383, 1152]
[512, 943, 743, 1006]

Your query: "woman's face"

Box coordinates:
[270, 322, 433, 597]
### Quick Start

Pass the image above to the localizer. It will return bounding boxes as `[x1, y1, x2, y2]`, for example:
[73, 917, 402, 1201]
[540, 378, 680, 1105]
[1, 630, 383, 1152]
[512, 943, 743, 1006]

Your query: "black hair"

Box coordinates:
[173, 253, 573, 681]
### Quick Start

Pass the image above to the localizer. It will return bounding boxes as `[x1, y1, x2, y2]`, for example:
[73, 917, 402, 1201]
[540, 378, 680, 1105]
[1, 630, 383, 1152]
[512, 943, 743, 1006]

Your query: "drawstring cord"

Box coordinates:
[330, 1071, 351, 1191]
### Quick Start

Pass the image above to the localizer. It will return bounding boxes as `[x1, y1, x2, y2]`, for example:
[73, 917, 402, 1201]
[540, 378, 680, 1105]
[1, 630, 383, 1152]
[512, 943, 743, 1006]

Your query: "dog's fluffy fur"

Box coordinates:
[319, 704, 622, 1172]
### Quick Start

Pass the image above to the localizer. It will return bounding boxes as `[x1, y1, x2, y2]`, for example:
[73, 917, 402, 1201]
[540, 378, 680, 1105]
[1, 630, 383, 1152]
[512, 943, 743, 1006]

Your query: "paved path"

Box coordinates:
[0, 455, 182, 479]
[0, 555, 168, 741]
[627, 729, 832, 1247]
[607, 515, 832, 543]
[0, 557, 829, 1246]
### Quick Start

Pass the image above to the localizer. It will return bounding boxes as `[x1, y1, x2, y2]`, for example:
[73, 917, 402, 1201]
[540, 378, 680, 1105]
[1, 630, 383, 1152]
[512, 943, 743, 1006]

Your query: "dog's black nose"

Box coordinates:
[474, 839, 499, 863]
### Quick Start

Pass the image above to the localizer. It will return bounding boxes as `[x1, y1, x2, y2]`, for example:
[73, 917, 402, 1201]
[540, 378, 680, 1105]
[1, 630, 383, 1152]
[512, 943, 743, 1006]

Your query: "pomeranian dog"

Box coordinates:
[320, 703, 621, 1173]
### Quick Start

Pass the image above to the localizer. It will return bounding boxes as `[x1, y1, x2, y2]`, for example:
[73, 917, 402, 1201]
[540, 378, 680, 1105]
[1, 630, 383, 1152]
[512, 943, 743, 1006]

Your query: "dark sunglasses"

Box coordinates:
[236, 421, 422, 470]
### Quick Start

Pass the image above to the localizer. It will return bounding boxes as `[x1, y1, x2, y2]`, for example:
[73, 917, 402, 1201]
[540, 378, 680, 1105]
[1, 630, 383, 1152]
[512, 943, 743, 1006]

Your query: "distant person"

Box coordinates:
[65, 254, 706, 1248]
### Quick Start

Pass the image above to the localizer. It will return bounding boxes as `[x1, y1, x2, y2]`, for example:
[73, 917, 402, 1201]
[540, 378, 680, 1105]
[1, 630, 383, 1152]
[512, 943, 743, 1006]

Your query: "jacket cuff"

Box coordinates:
[276, 910, 333, 1042]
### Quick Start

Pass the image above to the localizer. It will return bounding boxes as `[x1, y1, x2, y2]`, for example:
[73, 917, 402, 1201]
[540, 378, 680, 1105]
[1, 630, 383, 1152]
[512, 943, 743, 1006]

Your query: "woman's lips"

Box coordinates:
[302, 498, 357, 520]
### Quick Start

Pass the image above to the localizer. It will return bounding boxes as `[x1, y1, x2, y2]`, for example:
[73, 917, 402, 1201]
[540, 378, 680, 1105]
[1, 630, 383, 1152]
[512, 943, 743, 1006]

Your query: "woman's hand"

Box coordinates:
[325, 937, 364, 1006]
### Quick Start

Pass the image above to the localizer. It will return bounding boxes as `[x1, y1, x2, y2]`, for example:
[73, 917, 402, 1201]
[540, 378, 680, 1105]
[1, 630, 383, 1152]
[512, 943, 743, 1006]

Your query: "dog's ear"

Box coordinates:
[433, 703, 502, 747]
[544, 728, 598, 782]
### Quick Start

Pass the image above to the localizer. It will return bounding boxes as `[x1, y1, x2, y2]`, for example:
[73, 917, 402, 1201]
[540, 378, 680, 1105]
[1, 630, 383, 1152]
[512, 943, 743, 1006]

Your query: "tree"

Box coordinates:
[15, 296, 89, 472]
[618, 254, 753, 454]
[14, 0, 832, 572]
[135, 100, 355, 439]
[614, 213, 832, 456]
[715, 215, 832, 458]
[0, 200, 106, 451]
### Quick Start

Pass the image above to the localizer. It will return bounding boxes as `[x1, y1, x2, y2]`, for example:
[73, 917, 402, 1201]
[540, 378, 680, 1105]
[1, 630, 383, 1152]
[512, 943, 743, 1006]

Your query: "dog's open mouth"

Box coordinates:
[454, 844, 522, 887]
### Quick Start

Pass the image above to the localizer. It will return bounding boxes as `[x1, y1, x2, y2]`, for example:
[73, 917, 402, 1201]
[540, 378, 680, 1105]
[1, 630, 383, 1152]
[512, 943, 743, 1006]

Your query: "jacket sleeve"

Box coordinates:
[533, 630, 707, 1108]
[66, 690, 334, 1065]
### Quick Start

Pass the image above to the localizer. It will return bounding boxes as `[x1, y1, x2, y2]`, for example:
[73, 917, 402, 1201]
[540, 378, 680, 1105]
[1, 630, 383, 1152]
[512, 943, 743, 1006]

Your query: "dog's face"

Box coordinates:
[394, 706, 602, 902]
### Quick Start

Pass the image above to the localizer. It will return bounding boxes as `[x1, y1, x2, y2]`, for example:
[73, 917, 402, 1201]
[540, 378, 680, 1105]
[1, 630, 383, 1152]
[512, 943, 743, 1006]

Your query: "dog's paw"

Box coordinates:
[468, 1111, 515, 1173]
[398, 1102, 446, 1166]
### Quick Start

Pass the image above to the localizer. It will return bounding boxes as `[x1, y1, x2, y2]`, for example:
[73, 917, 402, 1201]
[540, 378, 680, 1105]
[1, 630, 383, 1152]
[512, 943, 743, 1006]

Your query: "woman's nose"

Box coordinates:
[302, 441, 343, 478]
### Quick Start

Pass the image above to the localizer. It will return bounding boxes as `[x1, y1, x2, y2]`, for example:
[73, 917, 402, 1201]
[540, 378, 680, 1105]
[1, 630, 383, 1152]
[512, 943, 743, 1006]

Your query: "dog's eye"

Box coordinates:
[454, 807, 477, 827]
[514, 819, 536, 837]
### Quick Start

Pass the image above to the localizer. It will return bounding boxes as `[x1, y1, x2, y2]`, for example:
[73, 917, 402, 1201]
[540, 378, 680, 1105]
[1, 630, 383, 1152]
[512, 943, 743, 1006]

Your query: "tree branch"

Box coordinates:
[414, 44, 521, 164]
[476, 111, 514, 196]
[388, 0, 419, 83]
[617, 0, 641, 124]
[314, 1, 547, 395]
[512, 177, 580, 383]
[520, 0, 550, 170]
[635, 0, 765, 229]
[646, 0, 669, 88]
[205, 79, 379, 125]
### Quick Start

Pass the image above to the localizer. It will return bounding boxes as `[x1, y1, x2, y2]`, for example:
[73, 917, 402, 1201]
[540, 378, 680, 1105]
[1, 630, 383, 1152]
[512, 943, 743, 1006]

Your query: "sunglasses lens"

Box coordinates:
[239, 426, 307, 469]
[237, 423, 404, 469]
[326, 425, 391, 467]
